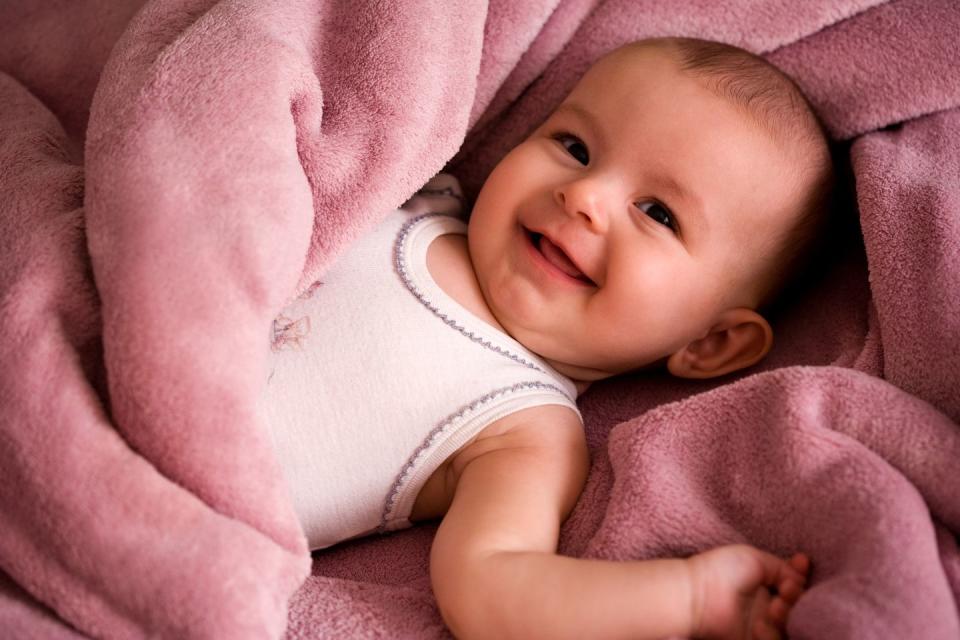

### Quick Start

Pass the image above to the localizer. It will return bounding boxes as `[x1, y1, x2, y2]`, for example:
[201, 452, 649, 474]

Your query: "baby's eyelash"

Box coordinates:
[636, 200, 679, 234]
[550, 131, 590, 165]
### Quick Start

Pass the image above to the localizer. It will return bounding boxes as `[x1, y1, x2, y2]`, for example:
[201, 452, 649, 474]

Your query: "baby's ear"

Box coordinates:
[666, 308, 773, 379]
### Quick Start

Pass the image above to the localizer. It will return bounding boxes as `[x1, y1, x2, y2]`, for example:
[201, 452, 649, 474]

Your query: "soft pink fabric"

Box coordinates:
[0, 0, 958, 638]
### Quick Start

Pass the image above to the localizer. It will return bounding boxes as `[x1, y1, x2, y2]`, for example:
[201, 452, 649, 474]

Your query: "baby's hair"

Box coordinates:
[630, 37, 836, 313]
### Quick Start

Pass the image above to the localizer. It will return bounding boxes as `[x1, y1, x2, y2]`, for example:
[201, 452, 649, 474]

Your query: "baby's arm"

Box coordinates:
[429, 405, 808, 640]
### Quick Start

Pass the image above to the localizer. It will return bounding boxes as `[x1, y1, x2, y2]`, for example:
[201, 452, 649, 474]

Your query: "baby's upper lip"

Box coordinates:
[527, 226, 596, 285]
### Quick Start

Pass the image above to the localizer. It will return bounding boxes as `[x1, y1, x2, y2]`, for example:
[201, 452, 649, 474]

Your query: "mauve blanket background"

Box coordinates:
[0, 0, 957, 638]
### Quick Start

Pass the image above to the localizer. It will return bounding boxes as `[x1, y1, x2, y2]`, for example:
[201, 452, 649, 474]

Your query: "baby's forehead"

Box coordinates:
[588, 39, 820, 150]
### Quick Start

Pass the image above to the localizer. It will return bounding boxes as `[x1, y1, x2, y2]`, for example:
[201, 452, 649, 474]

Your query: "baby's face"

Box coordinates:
[467, 45, 803, 381]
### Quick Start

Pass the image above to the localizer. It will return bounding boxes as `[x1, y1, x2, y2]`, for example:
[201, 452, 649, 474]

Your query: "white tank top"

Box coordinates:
[261, 195, 580, 550]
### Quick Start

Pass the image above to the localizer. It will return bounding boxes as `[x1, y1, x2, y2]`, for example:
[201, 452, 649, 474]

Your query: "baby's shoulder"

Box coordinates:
[448, 404, 585, 478]
[400, 173, 466, 219]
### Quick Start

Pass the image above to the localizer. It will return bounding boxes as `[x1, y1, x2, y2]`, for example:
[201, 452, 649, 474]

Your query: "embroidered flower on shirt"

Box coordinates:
[271, 314, 311, 351]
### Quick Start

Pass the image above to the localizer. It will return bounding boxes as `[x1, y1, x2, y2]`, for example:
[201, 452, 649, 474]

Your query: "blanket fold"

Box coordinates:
[0, 67, 307, 640]
[1, 0, 958, 638]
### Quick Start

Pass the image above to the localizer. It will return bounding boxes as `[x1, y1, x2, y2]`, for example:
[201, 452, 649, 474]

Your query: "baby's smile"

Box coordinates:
[524, 229, 596, 286]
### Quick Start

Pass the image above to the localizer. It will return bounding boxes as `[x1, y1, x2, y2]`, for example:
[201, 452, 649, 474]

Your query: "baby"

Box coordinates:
[264, 36, 833, 640]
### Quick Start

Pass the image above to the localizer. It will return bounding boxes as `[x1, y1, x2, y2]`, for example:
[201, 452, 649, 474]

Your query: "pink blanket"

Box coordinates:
[1, 0, 958, 637]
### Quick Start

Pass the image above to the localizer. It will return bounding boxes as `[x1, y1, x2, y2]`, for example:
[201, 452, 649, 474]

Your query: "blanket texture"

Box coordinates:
[1, 0, 958, 638]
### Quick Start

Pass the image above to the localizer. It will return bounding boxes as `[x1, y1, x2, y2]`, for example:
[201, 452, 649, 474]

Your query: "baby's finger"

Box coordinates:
[774, 553, 809, 589]
[768, 596, 790, 626]
[752, 549, 796, 587]
[778, 578, 804, 604]
[789, 553, 810, 578]
[753, 618, 782, 640]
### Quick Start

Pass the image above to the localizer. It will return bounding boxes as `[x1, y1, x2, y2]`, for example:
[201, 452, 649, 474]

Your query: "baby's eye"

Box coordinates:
[636, 200, 677, 232]
[552, 132, 590, 165]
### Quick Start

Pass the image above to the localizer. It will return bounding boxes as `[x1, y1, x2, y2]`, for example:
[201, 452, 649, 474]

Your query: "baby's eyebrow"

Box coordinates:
[552, 102, 604, 143]
[645, 172, 708, 237]
[650, 173, 698, 210]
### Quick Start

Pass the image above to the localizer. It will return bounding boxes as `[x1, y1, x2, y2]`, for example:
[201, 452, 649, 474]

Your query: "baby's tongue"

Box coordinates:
[538, 235, 585, 280]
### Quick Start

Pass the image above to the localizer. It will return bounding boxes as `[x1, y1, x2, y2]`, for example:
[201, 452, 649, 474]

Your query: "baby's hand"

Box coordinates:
[687, 545, 810, 640]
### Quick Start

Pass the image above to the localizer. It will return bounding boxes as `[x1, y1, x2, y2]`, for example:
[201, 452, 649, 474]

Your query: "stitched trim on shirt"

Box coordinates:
[395, 213, 544, 373]
[415, 185, 466, 204]
[378, 380, 572, 532]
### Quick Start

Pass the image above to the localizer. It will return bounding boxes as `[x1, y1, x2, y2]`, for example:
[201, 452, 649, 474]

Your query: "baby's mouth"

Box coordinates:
[528, 231, 595, 285]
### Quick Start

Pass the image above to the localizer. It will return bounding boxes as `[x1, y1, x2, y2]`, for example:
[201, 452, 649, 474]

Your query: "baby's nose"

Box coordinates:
[554, 180, 609, 233]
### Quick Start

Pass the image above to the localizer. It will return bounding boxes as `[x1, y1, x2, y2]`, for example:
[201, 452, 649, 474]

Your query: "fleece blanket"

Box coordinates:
[0, 0, 958, 638]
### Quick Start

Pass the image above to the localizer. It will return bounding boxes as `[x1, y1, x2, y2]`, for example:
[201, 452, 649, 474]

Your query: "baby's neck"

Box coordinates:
[425, 232, 591, 394]
[426, 232, 509, 333]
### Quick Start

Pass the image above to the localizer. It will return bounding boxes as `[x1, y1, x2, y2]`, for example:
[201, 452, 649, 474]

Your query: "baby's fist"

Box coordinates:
[688, 545, 809, 640]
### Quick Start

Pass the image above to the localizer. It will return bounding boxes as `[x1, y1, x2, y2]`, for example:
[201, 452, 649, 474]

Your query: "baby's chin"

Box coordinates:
[538, 354, 616, 384]
[541, 350, 673, 384]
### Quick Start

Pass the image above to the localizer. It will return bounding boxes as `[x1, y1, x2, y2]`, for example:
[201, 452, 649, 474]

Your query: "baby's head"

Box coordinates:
[467, 37, 833, 383]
